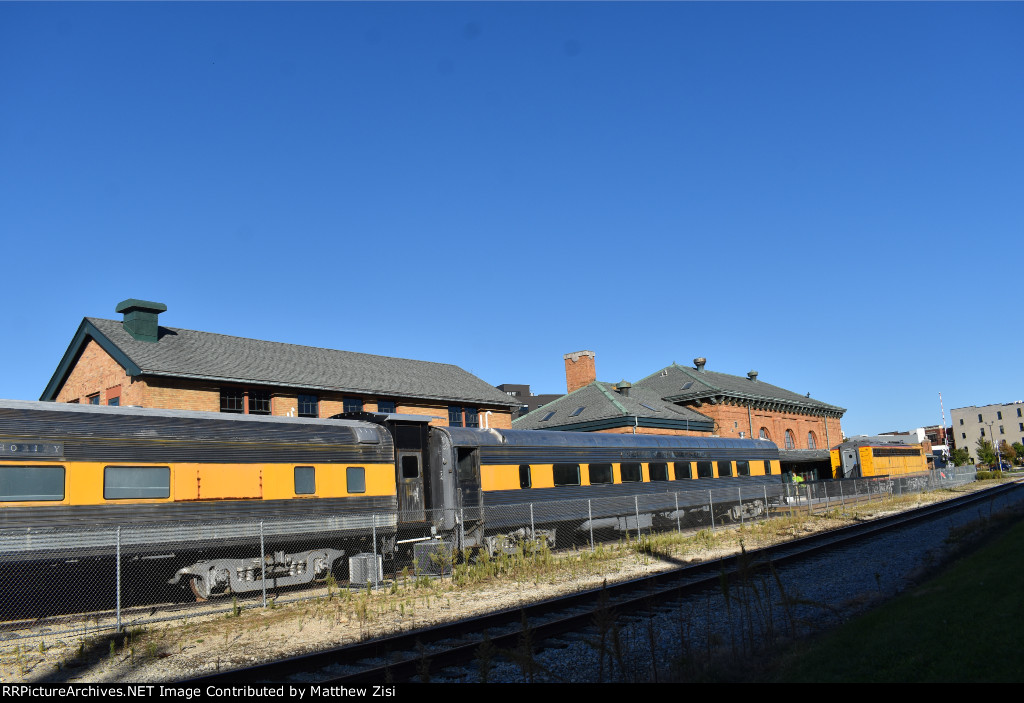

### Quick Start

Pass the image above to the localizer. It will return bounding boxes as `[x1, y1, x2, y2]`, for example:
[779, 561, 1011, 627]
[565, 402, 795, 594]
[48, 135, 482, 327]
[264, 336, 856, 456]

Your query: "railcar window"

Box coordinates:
[621, 463, 642, 482]
[104, 466, 170, 500]
[736, 461, 750, 476]
[717, 461, 733, 477]
[0, 466, 65, 502]
[401, 455, 420, 478]
[696, 461, 714, 478]
[674, 462, 693, 480]
[552, 464, 580, 487]
[588, 464, 613, 485]
[294, 466, 315, 495]
[519, 465, 531, 489]
[763, 460, 774, 474]
[649, 463, 669, 481]
[347, 467, 366, 494]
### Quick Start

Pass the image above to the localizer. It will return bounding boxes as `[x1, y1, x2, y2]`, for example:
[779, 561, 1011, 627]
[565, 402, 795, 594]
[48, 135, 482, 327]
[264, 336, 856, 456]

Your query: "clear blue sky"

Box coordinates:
[1, 2, 1021, 438]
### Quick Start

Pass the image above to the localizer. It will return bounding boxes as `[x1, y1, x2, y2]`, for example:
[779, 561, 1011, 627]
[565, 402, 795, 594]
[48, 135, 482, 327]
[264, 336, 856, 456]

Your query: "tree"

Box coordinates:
[952, 447, 971, 466]
[976, 437, 997, 467]
[1014, 442, 1024, 466]
[999, 440, 1016, 466]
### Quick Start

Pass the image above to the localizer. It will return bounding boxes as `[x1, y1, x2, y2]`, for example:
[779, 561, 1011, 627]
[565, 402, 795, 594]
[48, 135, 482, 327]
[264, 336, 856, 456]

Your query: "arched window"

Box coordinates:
[807, 431, 817, 450]
[759, 427, 770, 440]
[784, 430, 795, 450]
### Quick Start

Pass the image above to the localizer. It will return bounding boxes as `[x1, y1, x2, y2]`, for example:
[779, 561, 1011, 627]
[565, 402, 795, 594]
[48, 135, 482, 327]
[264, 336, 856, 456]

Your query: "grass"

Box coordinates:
[768, 507, 1024, 682]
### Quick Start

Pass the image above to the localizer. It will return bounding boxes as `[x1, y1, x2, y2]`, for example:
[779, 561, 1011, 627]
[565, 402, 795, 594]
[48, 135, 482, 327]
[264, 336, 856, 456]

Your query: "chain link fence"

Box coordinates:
[0, 466, 980, 649]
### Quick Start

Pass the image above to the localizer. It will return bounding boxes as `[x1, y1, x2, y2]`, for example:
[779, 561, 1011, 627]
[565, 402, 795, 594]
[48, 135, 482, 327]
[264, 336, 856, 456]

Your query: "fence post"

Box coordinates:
[824, 482, 829, 513]
[709, 490, 715, 533]
[116, 526, 122, 633]
[674, 493, 681, 534]
[763, 486, 768, 523]
[457, 506, 464, 557]
[588, 499, 595, 551]
[530, 503, 535, 543]
[839, 480, 845, 512]
[738, 487, 743, 526]
[634, 496, 641, 539]
[372, 514, 379, 589]
[260, 520, 266, 608]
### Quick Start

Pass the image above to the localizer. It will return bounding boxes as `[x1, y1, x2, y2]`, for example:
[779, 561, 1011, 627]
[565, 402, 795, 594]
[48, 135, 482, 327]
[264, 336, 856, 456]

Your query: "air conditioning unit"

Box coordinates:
[348, 553, 383, 586]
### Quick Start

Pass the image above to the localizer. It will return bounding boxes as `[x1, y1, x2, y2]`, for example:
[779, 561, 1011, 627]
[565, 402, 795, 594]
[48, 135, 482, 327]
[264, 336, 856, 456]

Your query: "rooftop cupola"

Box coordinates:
[115, 299, 167, 343]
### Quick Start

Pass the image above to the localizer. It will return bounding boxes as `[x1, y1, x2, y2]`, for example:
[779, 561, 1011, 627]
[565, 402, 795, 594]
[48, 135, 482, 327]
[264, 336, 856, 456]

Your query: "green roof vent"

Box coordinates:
[115, 299, 167, 342]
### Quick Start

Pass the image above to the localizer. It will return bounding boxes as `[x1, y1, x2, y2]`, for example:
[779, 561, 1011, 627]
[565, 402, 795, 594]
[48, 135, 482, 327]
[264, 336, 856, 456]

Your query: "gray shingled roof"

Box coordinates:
[634, 363, 845, 415]
[53, 318, 518, 408]
[513, 380, 712, 430]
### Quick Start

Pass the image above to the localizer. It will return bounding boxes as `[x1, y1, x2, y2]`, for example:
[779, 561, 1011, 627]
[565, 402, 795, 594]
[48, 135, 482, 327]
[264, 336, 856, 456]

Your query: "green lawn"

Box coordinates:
[771, 513, 1024, 682]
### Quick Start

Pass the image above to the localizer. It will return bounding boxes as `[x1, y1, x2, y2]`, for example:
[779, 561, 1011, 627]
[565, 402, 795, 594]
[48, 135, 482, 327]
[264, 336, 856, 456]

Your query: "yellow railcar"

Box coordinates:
[830, 440, 929, 479]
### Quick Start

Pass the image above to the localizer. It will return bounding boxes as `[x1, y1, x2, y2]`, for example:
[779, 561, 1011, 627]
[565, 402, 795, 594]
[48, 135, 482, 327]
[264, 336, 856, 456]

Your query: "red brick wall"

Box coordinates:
[682, 399, 843, 449]
[144, 379, 220, 412]
[54, 339, 143, 405]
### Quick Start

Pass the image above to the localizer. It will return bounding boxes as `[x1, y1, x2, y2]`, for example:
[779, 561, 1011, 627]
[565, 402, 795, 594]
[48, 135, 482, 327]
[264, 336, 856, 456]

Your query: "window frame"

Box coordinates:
[103, 466, 171, 500]
[0, 465, 65, 502]
[294, 466, 316, 495]
[346, 466, 366, 494]
[552, 463, 581, 487]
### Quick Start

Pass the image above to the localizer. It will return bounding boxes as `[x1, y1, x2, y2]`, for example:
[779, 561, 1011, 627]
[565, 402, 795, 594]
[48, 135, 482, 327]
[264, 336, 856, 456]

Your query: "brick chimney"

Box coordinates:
[115, 299, 167, 343]
[564, 350, 596, 394]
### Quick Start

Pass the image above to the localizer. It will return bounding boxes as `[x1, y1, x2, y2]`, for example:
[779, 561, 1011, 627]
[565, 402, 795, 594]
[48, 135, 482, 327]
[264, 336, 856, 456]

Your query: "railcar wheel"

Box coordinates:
[190, 577, 211, 602]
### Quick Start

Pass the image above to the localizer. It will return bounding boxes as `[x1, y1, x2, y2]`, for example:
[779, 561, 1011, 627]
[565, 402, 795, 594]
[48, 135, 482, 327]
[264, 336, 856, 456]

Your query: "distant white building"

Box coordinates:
[950, 401, 1024, 463]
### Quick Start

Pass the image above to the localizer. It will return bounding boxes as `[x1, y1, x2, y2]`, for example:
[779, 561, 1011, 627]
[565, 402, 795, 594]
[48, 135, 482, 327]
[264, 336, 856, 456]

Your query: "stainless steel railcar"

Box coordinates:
[423, 426, 784, 552]
[0, 400, 397, 598]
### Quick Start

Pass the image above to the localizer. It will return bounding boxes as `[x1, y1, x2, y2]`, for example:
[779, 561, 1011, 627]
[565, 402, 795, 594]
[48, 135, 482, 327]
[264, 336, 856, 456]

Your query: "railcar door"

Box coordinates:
[397, 451, 425, 521]
[841, 448, 859, 479]
[391, 422, 429, 522]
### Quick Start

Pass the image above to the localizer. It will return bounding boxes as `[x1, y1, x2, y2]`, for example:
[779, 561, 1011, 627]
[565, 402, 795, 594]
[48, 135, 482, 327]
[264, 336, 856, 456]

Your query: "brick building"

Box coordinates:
[41, 299, 519, 427]
[513, 351, 846, 475]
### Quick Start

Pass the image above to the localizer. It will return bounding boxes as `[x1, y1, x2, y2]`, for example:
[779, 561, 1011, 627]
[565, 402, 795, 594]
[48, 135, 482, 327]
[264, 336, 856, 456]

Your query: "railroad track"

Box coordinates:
[186, 480, 1023, 683]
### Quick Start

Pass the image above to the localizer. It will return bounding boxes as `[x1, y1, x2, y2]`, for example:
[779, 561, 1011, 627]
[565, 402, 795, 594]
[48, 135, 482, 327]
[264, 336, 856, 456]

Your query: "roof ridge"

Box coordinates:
[594, 381, 630, 415]
[671, 362, 723, 393]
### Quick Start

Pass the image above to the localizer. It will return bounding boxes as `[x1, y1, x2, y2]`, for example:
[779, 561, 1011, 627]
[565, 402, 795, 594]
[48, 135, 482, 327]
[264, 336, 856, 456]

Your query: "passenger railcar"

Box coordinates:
[830, 439, 929, 480]
[1, 400, 783, 599]
[424, 426, 784, 552]
[0, 400, 395, 599]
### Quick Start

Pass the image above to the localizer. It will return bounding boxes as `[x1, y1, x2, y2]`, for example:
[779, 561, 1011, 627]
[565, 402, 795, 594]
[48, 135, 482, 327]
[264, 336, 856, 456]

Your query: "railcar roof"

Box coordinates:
[443, 426, 779, 451]
[0, 398, 379, 430]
